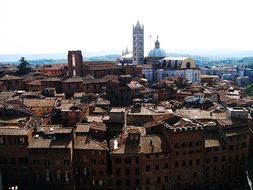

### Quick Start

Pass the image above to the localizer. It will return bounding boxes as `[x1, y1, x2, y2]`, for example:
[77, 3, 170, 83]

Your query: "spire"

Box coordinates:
[135, 20, 141, 29]
[125, 47, 129, 54]
[155, 36, 160, 49]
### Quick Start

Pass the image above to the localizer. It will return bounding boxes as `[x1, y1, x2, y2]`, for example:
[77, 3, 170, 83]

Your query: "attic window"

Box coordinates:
[186, 62, 191, 69]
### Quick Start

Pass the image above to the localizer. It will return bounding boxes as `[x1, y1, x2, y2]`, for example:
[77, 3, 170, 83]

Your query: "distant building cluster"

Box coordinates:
[202, 65, 253, 87]
[0, 21, 253, 190]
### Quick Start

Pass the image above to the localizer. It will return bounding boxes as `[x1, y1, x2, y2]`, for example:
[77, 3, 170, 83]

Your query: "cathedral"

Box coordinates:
[120, 21, 201, 85]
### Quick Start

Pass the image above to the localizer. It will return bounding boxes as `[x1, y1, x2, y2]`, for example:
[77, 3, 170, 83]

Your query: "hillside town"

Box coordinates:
[0, 21, 253, 190]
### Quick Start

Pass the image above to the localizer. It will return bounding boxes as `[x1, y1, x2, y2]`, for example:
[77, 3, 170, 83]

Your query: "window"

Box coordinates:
[135, 168, 140, 175]
[0, 157, 7, 164]
[165, 176, 168, 182]
[157, 177, 161, 183]
[193, 172, 197, 178]
[44, 160, 50, 166]
[155, 164, 159, 170]
[125, 168, 130, 175]
[116, 168, 121, 176]
[164, 163, 168, 169]
[99, 171, 103, 176]
[222, 156, 225, 162]
[0, 137, 5, 144]
[177, 174, 181, 180]
[116, 180, 121, 186]
[125, 179, 130, 186]
[175, 162, 179, 168]
[214, 157, 218, 162]
[19, 157, 28, 165]
[45, 171, 50, 181]
[186, 62, 191, 69]
[114, 158, 121, 164]
[182, 161, 186, 167]
[228, 145, 234, 151]
[196, 159, 200, 165]
[189, 160, 193, 166]
[10, 157, 16, 164]
[64, 160, 70, 165]
[34, 160, 39, 165]
[65, 172, 70, 182]
[99, 180, 103, 186]
[124, 157, 131, 164]
[136, 157, 139, 164]
[206, 158, 210, 164]
[18, 137, 25, 144]
[56, 171, 61, 180]
[146, 178, 150, 184]
[146, 165, 150, 172]
[242, 142, 247, 148]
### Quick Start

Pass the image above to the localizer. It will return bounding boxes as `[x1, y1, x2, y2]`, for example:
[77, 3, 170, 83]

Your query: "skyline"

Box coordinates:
[1, 0, 253, 55]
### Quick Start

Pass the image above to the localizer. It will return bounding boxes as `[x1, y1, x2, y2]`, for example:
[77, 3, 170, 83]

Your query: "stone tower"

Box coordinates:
[133, 20, 144, 64]
[67, 50, 83, 76]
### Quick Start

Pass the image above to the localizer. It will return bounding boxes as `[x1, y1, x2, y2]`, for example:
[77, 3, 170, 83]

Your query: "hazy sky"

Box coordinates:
[0, 0, 253, 55]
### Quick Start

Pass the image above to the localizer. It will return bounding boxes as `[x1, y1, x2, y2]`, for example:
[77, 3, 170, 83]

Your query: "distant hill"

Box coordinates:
[1, 49, 253, 67]
[0, 54, 120, 66]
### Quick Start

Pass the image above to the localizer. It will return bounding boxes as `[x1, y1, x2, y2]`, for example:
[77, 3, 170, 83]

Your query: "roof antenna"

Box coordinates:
[149, 35, 152, 50]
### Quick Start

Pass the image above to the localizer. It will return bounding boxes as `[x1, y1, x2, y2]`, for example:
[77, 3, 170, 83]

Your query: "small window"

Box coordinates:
[186, 62, 191, 69]
[146, 165, 150, 172]
[64, 160, 70, 165]
[0, 137, 4, 144]
[135, 168, 140, 175]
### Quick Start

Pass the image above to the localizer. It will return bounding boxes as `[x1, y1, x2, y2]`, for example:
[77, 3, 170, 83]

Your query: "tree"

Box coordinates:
[17, 57, 32, 76]
[245, 84, 253, 96]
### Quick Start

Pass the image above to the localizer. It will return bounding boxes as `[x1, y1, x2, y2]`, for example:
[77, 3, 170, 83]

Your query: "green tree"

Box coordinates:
[17, 57, 32, 76]
[245, 84, 253, 96]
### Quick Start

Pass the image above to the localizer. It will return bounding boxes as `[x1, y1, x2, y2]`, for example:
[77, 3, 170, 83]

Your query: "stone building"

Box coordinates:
[133, 21, 144, 64]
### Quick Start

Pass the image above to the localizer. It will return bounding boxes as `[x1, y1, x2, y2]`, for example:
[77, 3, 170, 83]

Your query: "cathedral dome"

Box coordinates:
[148, 37, 166, 58]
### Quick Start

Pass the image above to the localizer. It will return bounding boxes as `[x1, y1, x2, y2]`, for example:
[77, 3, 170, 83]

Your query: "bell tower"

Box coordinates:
[67, 50, 83, 76]
[133, 20, 144, 64]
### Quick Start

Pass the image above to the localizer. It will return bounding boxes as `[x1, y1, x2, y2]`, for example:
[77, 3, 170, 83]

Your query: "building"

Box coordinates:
[133, 21, 144, 64]
[68, 50, 84, 77]
[28, 125, 74, 190]
[23, 98, 57, 117]
[0, 75, 23, 91]
[0, 127, 33, 189]
[146, 37, 166, 65]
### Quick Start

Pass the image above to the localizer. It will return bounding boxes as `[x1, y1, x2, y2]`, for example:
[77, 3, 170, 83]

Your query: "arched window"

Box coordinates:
[186, 62, 191, 69]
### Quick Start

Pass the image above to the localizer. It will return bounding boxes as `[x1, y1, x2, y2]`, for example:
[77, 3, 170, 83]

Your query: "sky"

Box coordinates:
[0, 0, 253, 55]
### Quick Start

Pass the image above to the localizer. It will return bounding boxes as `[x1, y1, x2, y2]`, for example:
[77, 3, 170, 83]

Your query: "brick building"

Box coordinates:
[0, 128, 33, 189]
[0, 75, 23, 91]
[28, 125, 74, 190]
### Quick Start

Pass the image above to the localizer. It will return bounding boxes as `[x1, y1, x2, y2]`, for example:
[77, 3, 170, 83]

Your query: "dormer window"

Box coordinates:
[186, 62, 191, 69]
